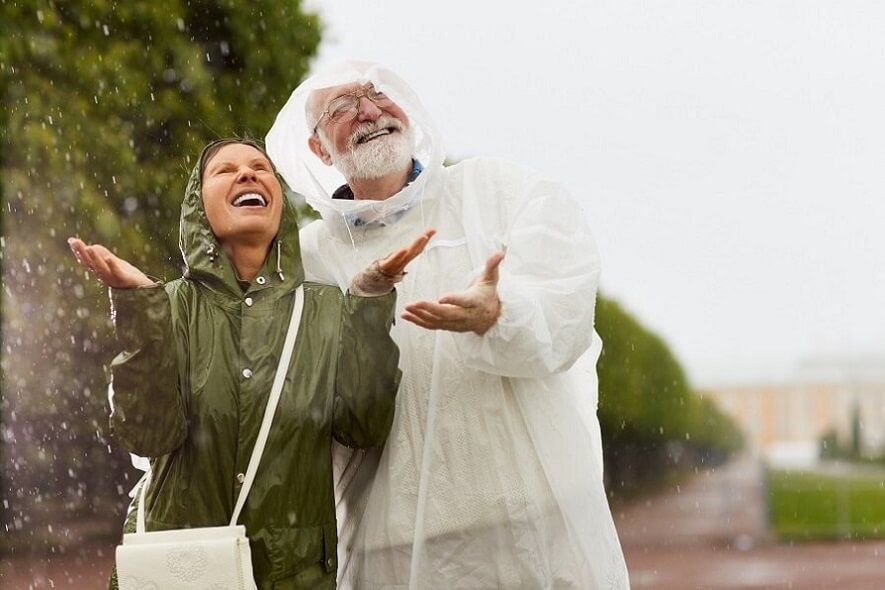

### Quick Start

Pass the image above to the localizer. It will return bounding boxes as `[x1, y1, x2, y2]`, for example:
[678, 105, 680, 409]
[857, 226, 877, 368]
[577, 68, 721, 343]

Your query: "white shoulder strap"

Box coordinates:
[134, 286, 305, 533]
[135, 468, 151, 534]
[230, 285, 304, 525]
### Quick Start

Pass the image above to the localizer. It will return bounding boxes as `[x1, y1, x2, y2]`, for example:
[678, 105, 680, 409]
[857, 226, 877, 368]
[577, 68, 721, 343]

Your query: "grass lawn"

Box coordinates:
[767, 468, 885, 541]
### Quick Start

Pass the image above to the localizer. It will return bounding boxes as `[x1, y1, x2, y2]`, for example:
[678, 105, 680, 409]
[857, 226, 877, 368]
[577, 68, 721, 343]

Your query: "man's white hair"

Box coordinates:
[304, 89, 324, 133]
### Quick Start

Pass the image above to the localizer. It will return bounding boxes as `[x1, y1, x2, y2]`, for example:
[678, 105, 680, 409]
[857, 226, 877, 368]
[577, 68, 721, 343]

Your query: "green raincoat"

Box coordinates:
[107, 146, 401, 589]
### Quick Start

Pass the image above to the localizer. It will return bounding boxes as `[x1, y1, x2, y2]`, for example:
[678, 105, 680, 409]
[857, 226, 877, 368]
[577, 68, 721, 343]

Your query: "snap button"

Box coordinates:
[245, 297, 253, 307]
[242, 368, 253, 379]
[236, 473, 245, 483]
[326, 558, 334, 568]
[256, 276, 266, 285]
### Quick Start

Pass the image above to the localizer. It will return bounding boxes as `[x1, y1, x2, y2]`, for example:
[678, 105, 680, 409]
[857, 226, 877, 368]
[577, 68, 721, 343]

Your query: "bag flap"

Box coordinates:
[122, 524, 246, 545]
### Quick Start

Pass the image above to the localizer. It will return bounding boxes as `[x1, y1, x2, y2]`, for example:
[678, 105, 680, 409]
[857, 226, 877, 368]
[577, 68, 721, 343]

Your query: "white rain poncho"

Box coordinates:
[267, 62, 629, 590]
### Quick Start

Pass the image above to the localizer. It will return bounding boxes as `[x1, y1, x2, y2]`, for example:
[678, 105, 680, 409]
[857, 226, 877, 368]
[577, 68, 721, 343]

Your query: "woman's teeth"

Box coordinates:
[233, 193, 267, 207]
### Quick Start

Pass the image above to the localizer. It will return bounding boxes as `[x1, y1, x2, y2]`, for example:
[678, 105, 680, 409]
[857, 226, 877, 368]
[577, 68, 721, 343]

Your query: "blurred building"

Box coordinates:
[703, 358, 885, 465]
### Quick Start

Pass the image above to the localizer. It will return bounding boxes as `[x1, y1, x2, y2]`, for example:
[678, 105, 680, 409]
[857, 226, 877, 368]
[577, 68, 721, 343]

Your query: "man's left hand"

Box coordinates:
[402, 251, 504, 335]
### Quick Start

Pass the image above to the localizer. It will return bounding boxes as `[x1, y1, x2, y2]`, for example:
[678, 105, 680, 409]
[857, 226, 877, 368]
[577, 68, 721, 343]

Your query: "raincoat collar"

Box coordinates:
[178, 142, 305, 299]
[328, 160, 425, 230]
[331, 159, 424, 201]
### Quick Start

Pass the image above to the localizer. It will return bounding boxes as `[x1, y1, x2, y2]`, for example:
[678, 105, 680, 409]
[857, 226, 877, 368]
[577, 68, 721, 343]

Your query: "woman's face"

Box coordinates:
[201, 143, 283, 248]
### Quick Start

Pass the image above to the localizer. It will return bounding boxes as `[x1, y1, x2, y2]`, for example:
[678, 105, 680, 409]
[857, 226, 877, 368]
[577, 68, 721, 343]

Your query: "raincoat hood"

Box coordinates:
[266, 61, 445, 240]
[179, 140, 305, 294]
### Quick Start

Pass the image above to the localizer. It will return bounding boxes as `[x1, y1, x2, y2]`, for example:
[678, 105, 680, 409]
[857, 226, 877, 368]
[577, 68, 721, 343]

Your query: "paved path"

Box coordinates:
[615, 456, 885, 589]
[3, 457, 884, 588]
[0, 543, 112, 589]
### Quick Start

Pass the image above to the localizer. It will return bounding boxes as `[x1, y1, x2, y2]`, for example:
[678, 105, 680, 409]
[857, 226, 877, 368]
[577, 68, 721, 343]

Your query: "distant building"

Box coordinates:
[703, 359, 885, 464]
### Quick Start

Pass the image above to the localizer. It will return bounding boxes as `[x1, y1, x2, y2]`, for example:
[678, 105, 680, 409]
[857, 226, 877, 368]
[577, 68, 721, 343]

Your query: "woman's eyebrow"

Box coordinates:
[206, 160, 235, 173]
[207, 157, 269, 172]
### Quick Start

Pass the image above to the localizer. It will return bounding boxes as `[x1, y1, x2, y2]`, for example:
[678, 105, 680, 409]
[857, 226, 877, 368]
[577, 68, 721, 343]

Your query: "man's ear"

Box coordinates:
[308, 135, 334, 166]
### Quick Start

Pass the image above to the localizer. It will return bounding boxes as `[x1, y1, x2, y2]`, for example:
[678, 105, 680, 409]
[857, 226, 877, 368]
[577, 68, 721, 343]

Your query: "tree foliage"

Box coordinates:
[596, 296, 743, 493]
[1, 0, 320, 553]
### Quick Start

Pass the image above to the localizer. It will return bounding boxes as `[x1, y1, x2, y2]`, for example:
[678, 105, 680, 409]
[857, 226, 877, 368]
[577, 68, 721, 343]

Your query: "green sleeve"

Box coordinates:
[333, 290, 401, 448]
[108, 285, 187, 456]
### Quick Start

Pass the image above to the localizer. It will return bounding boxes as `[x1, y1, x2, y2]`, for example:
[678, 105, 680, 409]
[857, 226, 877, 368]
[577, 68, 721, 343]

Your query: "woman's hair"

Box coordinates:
[199, 138, 271, 180]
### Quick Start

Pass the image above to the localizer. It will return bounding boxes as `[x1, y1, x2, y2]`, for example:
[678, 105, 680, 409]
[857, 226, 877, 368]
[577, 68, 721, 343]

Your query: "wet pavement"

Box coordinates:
[0, 543, 113, 589]
[2, 457, 883, 588]
[615, 456, 885, 589]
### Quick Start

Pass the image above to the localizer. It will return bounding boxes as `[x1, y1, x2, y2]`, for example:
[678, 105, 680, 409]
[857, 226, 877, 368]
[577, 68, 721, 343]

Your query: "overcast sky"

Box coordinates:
[302, 1, 885, 387]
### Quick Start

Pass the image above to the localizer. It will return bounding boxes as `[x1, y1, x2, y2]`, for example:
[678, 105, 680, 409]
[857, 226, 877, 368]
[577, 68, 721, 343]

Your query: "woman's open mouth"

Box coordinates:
[232, 192, 268, 207]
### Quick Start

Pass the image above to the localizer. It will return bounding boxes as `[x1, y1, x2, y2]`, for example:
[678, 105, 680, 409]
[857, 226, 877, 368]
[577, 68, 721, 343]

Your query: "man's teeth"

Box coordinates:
[359, 128, 392, 144]
[233, 193, 267, 207]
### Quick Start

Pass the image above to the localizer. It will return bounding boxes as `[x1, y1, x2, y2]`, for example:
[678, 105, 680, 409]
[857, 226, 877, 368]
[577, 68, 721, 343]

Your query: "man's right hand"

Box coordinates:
[68, 237, 155, 289]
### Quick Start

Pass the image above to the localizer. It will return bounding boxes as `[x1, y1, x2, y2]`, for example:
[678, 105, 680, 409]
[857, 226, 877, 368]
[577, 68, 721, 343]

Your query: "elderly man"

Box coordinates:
[267, 62, 629, 590]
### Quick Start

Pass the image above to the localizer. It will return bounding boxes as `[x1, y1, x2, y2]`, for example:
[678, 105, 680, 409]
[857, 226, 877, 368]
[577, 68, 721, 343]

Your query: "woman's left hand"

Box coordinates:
[350, 229, 436, 296]
[378, 228, 436, 276]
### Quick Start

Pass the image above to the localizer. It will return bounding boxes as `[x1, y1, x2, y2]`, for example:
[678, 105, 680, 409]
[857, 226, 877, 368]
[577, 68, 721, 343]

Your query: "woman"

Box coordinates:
[69, 138, 433, 589]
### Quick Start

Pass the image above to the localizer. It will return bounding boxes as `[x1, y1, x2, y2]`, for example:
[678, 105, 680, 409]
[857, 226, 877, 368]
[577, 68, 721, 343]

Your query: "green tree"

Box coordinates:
[1, 0, 320, 553]
[595, 296, 742, 495]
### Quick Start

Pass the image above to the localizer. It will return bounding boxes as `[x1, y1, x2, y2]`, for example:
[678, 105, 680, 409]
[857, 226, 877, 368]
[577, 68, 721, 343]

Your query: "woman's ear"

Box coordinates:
[308, 135, 334, 166]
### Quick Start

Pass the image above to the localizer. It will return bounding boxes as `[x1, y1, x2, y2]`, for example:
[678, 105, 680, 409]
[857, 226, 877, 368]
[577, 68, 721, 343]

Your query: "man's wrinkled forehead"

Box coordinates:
[305, 78, 413, 132]
[310, 81, 368, 113]
[306, 81, 363, 126]
[322, 81, 368, 102]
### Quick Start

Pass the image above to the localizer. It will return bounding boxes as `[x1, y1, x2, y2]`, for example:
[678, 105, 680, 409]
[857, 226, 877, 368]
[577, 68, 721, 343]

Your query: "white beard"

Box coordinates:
[325, 117, 415, 181]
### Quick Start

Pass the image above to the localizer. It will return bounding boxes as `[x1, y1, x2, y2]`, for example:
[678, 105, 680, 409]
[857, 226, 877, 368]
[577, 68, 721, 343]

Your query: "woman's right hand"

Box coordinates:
[68, 237, 155, 289]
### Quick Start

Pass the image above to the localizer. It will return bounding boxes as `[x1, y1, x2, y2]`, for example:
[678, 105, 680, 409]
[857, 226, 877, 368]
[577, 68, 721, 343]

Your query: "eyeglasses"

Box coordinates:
[313, 85, 394, 134]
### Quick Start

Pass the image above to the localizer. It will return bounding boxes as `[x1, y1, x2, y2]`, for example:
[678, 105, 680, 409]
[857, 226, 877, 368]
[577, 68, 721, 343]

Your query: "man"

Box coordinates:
[267, 62, 629, 590]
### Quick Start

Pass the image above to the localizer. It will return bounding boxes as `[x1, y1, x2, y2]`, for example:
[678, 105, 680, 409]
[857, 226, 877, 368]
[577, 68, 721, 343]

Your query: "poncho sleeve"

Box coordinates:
[107, 285, 187, 456]
[457, 159, 601, 378]
[333, 290, 401, 448]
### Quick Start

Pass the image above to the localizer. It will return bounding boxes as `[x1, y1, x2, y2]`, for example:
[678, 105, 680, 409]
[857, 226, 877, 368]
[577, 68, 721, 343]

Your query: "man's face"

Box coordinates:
[201, 143, 283, 247]
[308, 82, 414, 180]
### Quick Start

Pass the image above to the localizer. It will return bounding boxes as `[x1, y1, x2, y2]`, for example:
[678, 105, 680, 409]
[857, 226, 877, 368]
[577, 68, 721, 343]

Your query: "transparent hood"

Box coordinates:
[266, 61, 445, 236]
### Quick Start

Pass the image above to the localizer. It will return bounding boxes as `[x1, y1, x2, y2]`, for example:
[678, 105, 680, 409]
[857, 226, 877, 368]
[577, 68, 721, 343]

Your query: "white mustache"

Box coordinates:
[348, 117, 405, 150]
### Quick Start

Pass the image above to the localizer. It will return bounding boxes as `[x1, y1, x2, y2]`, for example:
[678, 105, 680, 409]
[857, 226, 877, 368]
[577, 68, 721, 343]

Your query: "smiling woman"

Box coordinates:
[199, 141, 285, 281]
[66, 138, 435, 589]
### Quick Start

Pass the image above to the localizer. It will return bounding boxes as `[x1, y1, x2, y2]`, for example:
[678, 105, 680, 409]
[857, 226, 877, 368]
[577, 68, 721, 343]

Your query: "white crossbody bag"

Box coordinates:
[115, 286, 304, 590]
